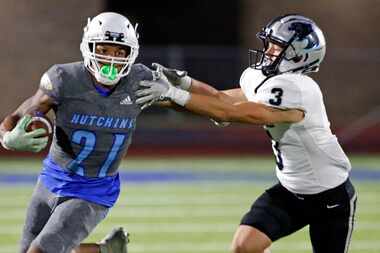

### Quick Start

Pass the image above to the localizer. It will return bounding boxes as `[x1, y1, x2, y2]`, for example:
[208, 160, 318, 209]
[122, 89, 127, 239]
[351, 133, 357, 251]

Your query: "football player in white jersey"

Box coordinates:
[136, 14, 357, 253]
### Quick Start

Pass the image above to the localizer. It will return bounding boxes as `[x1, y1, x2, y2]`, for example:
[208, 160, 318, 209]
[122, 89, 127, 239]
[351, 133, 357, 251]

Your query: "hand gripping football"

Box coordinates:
[25, 115, 53, 137]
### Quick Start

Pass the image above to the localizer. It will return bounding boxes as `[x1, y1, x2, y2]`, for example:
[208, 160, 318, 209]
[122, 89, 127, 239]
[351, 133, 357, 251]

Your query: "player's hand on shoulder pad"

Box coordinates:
[136, 73, 173, 110]
[136, 73, 191, 110]
[2, 115, 48, 153]
[152, 63, 192, 90]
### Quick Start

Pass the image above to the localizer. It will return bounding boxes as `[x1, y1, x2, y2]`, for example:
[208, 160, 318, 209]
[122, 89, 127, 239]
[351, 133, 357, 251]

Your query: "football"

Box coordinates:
[25, 115, 53, 137]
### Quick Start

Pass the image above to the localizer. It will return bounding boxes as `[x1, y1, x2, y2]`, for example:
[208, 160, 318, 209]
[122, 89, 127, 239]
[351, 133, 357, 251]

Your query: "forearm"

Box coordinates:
[0, 92, 53, 142]
[189, 79, 220, 97]
[13, 97, 34, 116]
[184, 93, 303, 125]
[185, 93, 243, 123]
[137, 72, 301, 124]
[154, 88, 263, 124]
[189, 79, 243, 105]
[7, 97, 48, 118]
[0, 97, 33, 142]
[153, 100, 188, 112]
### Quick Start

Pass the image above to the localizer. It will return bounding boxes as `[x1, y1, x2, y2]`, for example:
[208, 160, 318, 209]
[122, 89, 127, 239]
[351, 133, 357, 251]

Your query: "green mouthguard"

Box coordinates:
[100, 65, 118, 81]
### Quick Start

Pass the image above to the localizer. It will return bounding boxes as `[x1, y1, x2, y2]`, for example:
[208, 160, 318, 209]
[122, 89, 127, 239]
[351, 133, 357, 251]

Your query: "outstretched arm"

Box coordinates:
[157, 84, 246, 110]
[190, 79, 247, 104]
[150, 63, 247, 106]
[185, 93, 304, 125]
[136, 76, 304, 125]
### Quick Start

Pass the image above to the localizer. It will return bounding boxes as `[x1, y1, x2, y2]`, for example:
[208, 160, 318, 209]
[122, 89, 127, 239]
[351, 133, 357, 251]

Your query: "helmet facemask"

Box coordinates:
[82, 40, 137, 86]
[249, 31, 290, 76]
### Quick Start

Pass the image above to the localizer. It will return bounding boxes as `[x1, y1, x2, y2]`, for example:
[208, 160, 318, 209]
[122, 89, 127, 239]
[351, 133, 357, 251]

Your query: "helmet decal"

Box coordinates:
[104, 31, 125, 42]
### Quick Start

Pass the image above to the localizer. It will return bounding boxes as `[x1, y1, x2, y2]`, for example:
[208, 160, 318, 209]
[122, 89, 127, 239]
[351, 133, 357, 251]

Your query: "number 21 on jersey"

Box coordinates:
[67, 130, 127, 177]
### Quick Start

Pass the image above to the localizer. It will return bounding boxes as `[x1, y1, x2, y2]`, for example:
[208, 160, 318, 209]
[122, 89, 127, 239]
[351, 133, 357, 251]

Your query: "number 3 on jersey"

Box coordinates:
[269, 88, 283, 106]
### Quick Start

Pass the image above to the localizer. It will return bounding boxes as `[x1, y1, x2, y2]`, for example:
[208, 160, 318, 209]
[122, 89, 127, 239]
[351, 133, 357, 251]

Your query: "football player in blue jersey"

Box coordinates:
[0, 12, 153, 253]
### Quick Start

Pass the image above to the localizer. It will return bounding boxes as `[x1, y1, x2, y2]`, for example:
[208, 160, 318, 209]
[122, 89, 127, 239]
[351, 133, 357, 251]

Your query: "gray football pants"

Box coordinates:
[19, 179, 109, 253]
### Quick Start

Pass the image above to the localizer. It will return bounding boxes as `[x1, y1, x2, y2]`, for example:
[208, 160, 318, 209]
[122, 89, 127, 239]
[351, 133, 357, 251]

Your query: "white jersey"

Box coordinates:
[240, 68, 350, 194]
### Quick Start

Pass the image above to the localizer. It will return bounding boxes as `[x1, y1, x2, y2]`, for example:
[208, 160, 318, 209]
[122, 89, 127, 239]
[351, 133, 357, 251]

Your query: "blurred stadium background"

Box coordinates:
[0, 0, 379, 252]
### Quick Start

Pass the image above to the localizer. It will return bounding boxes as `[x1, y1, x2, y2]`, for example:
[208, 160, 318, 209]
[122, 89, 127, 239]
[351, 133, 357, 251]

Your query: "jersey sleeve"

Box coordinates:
[254, 75, 305, 111]
[239, 68, 267, 102]
[127, 63, 154, 93]
[39, 65, 63, 104]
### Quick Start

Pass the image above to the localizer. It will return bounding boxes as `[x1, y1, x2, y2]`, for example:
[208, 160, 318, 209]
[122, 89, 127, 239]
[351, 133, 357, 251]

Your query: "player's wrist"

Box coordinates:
[178, 76, 192, 90]
[1, 131, 14, 150]
[165, 86, 191, 106]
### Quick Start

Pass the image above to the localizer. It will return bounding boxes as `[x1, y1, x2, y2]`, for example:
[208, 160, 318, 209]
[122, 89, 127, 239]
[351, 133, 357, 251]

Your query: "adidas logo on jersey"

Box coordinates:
[120, 96, 133, 105]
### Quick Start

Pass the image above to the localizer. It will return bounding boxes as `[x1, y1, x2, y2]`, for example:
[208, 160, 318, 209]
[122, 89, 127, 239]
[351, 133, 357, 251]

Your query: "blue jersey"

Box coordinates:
[39, 62, 153, 207]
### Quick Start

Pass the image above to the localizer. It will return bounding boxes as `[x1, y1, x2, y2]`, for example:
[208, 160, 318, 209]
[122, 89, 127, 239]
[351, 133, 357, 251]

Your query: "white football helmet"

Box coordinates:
[80, 12, 139, 85]
[249, 14, 326, 76]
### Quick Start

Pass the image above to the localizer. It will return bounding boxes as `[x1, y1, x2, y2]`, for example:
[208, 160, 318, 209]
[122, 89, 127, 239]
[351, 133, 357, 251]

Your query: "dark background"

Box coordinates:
[106, 1, 240, 45]
[0, 0, 379, 155]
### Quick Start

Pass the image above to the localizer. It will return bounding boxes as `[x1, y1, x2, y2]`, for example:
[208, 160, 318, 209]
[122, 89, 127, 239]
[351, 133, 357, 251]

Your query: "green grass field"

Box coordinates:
[0, 155, 379, 253]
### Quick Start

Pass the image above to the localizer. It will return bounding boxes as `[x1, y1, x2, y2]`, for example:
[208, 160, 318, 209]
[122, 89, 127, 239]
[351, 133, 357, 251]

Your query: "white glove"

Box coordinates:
[2, 115, 48, 153]
[151, 63, 192, 90]
[136, 72, 191, 109]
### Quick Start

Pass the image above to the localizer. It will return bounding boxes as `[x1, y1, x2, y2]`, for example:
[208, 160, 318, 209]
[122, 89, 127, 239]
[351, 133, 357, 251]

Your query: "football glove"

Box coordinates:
[136, 73, 190, 109]
[151, 63, 192, 90]
[2, 115, 48, 153]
